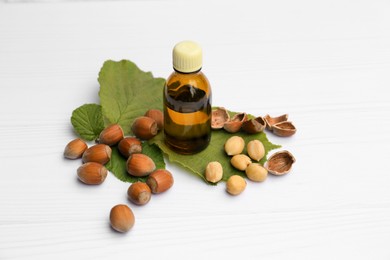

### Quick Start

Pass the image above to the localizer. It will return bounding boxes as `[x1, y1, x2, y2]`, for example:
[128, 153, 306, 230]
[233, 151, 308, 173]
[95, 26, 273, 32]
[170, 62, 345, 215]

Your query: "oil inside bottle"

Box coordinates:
[164, 81, 211, 154]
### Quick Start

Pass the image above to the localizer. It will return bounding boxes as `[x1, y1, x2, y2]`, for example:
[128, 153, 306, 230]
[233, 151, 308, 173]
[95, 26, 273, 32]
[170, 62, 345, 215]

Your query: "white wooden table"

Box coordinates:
[1, 0, 390, 259]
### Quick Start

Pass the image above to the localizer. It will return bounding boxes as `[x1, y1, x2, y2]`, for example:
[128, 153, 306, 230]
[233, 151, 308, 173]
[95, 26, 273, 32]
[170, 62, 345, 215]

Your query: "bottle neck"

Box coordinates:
[173, 67, 202, 74]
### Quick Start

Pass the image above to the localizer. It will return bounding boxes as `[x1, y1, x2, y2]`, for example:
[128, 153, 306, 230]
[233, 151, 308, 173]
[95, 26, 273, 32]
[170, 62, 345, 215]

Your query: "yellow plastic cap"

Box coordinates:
[173, 41, 202, 73]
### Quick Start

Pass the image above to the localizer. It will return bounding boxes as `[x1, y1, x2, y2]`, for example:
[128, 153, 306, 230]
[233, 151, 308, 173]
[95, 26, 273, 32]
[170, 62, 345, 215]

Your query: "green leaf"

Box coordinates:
[106, 142, 166, 183]
[71, 104, 105, 141]
[98, 60, 166, 134]
[150, 113, 281, 184]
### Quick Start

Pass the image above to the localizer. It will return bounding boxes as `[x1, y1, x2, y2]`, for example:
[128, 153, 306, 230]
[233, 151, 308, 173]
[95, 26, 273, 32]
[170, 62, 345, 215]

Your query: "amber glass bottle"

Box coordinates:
[163, 41, 212, 154]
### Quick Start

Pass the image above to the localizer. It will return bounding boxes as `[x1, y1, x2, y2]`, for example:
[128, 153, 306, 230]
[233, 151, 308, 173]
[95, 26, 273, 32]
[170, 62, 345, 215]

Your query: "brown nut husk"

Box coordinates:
[223, 112, 247, 133]
[131, 116, 158, 140]
[82, 144, 112, 165]
[146, 169, 174, 194]
[265, 150, 296, 175]
[99, 124, 124, 146]
[110, 204, 135, 233]
[118, 137, 142, 158]
[127, 182, 152, 205]
[242, 116, 266, 134]
[126, 154, 156, 177]
[144, 109, 164, 130]
[264, 114, 289, 130]
[77, 162, 108, 185]
[64, 138, 88, 159]
[272, 121, 297, 137]
[211, 107, 230, 129]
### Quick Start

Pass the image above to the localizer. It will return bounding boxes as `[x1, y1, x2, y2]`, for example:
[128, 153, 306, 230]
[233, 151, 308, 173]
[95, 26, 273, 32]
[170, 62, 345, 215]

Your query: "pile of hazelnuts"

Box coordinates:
[64, 109, 173, 233]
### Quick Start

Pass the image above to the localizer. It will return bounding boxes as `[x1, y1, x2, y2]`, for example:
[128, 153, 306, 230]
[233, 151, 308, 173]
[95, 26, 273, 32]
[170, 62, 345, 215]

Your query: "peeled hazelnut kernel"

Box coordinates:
[118, 137, 142, 158]
[127, 182, 151, 205]
[82, 144, 112, 165]
[265, 150, 296, 175]
[242, 116, 266, 134]
[272, 121, 297, 137]
[245, 163, 268, 182]
[224, 136, 245, 156]
[211, 107, 230, 129]
[126, 154, 156, 177]
[131, 116, 158, 140]
[264, 114, 289, 130]
[223, 112, 247, 133]
[230, 154, 252, 171]
[109, 204, 135, 233]
[64, 138, 87, 159]
[77, 162, 108, 185]
[99, 124, 124, 146]
[226, 175, 246, 195]
[146, 169, 174, 194]
[144, 109, 163, 130]
[247, 140, 265, 162]
[205, 161, 223, 183]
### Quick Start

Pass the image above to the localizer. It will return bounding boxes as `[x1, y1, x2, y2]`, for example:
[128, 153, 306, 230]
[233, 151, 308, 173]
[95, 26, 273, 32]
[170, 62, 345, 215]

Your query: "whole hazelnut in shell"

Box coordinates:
[109, 204, 135, 233]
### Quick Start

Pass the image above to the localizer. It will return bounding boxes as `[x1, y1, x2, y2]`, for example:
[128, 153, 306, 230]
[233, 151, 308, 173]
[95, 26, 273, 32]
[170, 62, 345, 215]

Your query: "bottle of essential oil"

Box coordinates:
[163, 41, 212, 154]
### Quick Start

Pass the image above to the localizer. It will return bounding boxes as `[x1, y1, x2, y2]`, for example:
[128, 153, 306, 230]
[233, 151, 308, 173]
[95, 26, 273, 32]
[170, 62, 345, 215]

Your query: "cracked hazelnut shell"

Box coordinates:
[211, 107, 230, 129]
[265, 150, 295, 175]
[242, 116, 266, 134]
[223, 112, 247, 133]
[264, 114, 289, 130]
[272, 121, 297, 137]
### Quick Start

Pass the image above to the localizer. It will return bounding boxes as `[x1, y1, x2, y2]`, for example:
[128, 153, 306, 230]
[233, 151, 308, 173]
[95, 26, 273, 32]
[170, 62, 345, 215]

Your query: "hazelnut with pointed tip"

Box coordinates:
[82, 144, 112, 165]
[64, 138, 88, 159]
[247, 140, 265, 162]
[99, 124, 124, 146]
[144, 109, 163, 130]
[77, 162, 108, 185]
[118, 137, 142, 158]
[127, 182, 152, 205]
[110, 204, 135, 233]
[126, 154, 156, 177]
[146, 169, 174, 194]
[131, 116, 158, 140]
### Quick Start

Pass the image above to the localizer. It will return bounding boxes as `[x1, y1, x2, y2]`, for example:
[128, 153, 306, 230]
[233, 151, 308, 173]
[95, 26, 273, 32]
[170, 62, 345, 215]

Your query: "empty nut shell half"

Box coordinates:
[242, 116, 266, 134]
[264, 114, 289, 130]
[272, 121, 297, 137]
[265, 150, 295, 175]
[223, 112, 247, 133]
[211, 107, 230, 129]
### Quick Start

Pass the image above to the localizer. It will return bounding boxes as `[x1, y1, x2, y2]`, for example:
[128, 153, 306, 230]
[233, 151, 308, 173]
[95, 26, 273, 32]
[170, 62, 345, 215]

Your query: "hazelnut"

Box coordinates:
[245, 163, 268, 182]
[205, 161, 223, 183]
[146, 169, 174, 194]
[144, 109, 164, 130]
[211, 107, 230, 129]
[265, 150, 296, 175]
[242, 116, 266, 134]
[127, 182, 151, 205]
[230, 154, 251, 171]
[223, 112, 247, 133]
[126, 154, 156, 177]
[226, 175, 246, 195]
[272, 121, 297, 137]
[109, 204, 135, 233]
[82, 144, 112, 165]
[99, 124, 124, 146]
[224, 136, 245, 156]
[247, 140, 265, 162]
[77, 162, 108, 185]
[131, 116, 158, 140]
[264, 114, 289, 130]
[118, 137, 142, 158]
[64, 138, 87, 159]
